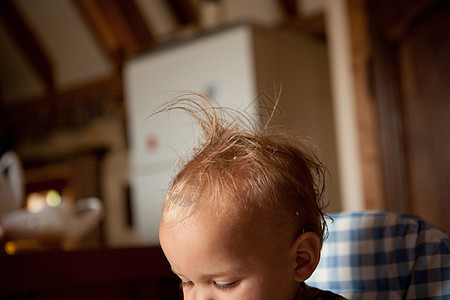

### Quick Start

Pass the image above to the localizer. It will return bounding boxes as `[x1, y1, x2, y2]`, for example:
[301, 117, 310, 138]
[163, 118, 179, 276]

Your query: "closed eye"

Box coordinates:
[213, 280, 239, 291]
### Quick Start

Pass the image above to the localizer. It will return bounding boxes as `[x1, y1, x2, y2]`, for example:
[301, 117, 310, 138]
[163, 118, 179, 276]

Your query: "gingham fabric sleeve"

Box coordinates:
[306, 211, 450, 300]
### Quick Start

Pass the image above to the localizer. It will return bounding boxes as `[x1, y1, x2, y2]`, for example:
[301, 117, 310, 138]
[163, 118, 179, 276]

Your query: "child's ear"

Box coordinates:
[290, 232, 321, 282]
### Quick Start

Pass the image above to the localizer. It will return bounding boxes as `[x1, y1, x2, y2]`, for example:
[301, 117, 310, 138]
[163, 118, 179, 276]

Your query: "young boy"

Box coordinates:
[158, 95, 345, 299]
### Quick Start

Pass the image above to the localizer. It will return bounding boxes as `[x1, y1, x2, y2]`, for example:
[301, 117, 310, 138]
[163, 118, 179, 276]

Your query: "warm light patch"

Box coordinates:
[4, 240, 42, 255]
[27, 192, 46, 213]
[46, 190, 62, 207]
[4, 240, 17, 255]
[26, 190, 62, 212]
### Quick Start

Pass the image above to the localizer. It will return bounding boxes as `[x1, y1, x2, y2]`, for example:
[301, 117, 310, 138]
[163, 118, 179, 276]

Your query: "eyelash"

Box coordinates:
[179, 280, 239, 291]
[214, 281, 239, 290]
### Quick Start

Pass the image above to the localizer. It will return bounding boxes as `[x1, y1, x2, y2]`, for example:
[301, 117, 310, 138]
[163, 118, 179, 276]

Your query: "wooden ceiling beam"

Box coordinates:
[278, 0, 298, 18]
[0, 0, 54, 95]
[74, 0, 121, 55]
[114, 0, 154, 48]
[73, 0, 154, 73]
[167, 0, 198, 25]
[74, 0, 127, 73]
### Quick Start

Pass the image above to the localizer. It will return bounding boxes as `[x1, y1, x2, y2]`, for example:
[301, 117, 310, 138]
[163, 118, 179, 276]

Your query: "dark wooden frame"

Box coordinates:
[0, 247, 181, 299]
[366, 0, 447, 213]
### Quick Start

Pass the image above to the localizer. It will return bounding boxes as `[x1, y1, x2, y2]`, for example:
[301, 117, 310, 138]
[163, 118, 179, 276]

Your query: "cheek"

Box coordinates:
[232, 277, 287, 300]
[233, 280, 264, 300]
[241, 263, 296, 300]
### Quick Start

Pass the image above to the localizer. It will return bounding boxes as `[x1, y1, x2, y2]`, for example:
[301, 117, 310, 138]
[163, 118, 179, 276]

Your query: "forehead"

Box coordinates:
[161, 205, 257, 253]
[159, 205, 293, 271]
[160, 213, 246, 278]
[163, 201, 286, 243]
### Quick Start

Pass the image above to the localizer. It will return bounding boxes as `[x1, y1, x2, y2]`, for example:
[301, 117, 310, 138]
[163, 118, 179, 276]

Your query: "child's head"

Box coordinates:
[159, 94, 328, 299]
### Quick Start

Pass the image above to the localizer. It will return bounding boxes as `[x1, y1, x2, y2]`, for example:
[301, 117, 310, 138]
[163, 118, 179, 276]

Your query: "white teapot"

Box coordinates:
[1, 197, 103, 246]
[0, 152, 103, 247]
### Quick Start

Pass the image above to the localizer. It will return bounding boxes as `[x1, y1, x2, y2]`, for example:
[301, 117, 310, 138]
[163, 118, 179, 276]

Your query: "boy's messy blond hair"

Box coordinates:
[160, 93, 328, 244]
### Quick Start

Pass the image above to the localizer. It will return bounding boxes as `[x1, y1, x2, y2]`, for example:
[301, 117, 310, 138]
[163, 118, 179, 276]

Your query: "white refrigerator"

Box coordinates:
[124, 22, 338, 245]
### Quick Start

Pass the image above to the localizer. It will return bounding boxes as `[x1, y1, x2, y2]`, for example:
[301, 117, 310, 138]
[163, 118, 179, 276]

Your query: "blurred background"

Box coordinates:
[0, 0, 449, 250]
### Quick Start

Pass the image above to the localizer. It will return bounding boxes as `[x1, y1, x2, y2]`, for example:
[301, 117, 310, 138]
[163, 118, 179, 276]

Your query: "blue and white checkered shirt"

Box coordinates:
[306, 211, 450, 299]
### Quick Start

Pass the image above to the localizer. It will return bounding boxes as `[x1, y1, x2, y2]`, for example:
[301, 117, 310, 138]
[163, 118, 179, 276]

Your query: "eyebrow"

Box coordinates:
[171, 268, 244, 279]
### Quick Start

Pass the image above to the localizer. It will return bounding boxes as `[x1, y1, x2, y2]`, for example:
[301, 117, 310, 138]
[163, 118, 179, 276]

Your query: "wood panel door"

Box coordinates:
[367, 0, 450, 232]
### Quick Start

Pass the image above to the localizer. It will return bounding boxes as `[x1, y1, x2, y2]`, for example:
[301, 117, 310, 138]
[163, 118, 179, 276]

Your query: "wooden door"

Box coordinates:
[367, 0, 450, 232]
